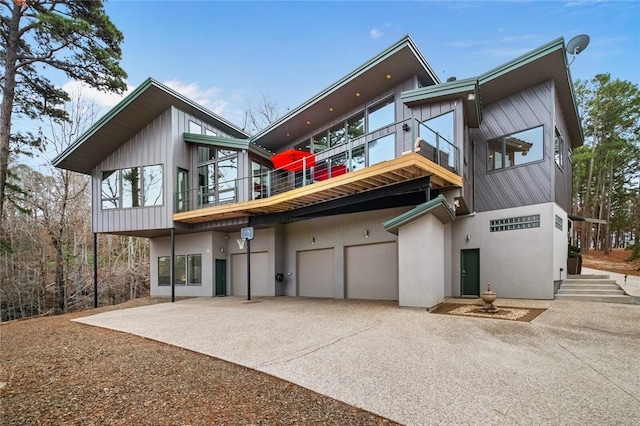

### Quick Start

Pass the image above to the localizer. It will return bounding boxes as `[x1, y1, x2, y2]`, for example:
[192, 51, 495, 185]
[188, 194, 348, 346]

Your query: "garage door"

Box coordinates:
[232, 252, 269, 296]
[297, 248, 334, 298]
[345, 242, 398, 300]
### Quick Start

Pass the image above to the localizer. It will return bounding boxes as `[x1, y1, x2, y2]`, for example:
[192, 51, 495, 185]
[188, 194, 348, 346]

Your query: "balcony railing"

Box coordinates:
[175, 118, 459, 213]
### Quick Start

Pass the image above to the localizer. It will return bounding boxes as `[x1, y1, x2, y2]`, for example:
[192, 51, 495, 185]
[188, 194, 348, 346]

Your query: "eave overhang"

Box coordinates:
[383, 194, 455, 235]
[478, 37, 584, 148]
[250, 35, 440, 151]
[401, 77, 482, 127]
[183, 133, 273, 160]
[53, 78, 250, 174]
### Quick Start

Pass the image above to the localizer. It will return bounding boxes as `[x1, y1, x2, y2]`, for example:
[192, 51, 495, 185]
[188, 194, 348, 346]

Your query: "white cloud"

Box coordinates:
[163, 79, 228, 115]
[370, 28, 383, 39]
[61, 80, 133, 110]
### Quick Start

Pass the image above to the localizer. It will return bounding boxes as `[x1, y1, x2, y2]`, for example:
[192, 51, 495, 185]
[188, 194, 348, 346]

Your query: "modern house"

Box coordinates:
[54, 35, 582, 309]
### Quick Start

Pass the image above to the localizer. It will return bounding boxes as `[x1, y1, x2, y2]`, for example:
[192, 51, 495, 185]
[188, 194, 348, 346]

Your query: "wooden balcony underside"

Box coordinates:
[173, 153, 462, 224]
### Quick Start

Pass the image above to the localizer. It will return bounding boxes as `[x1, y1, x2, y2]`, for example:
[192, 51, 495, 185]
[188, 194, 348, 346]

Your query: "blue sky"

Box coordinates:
[22, 0, 640, 166]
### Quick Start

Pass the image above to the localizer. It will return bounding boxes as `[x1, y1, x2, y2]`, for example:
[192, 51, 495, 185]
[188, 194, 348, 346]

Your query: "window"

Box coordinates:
[101, 170, 120, 209]
[189, 120, 202, 134]
[187, 254, 202, 285]
[197, 147, 238, 206]
[555, 214, 563, 230]
[347, 113, 365, 141]
[143, 165, 163, 207]
[205, 128, 217, 136]
[490, 215, 540, 232]
[158, 257, 171, 286]
[368, 134, 395, 166]
[368, 98, 395, 132]
[176, 168, 189, 212]
[122, 167, 142, 208]
[312, 131, 329, 153]
[158, 254, 202, 286]
[101, 165, 163, 210]
[252, 161, 271, 200]
[555, 128, 564, 168]
[329, 124, 347, 148]
[488, 126, 544, 171]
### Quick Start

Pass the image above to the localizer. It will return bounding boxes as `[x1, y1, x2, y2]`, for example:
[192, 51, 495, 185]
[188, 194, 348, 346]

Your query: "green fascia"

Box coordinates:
[383, 195, 456, 235]
[52, 78, 250, 167]
[401, 77, 481, 125]
[478, 37, 583, 143]
[250, 35, 439, 144]
[183, 133, 273, 160]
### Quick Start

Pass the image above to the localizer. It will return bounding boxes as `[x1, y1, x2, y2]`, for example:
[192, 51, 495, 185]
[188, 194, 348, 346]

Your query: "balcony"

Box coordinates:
[173, 118, 462, 224]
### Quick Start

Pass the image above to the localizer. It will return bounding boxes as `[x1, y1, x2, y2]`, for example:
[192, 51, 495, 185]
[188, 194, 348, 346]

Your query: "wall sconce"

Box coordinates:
[402, 123, 410, 132]
[220, 247, 224, 253]
[311, 237, 315, 245]
[466, 234, 471, 241]
[224, 235, 228, 240]
[364, 230, 369, 238]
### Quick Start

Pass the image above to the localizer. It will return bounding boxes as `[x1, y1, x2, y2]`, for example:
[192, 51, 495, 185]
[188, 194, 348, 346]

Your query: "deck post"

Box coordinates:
[93, 232, 98, 308]
[171, 228, 175, 303]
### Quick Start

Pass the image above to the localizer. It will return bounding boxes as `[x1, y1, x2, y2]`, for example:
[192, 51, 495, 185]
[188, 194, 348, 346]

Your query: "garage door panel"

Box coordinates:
[232, 252, 269, 296]
[298, 248, 334, 298]
[346, 242, 397, 300]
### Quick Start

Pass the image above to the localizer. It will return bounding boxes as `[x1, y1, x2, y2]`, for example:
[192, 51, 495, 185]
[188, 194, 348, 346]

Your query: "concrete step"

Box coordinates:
[554, 294, 635, 304]
[557, 288, 625, 295]
[559, 283, 621, 290]
[562, 279, 618, 285]
[568, 274, 610, 280]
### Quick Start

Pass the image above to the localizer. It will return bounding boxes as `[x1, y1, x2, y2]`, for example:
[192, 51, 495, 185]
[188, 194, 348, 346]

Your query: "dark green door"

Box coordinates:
[215, 259, 226, 296]
[461, 249, 480, 297]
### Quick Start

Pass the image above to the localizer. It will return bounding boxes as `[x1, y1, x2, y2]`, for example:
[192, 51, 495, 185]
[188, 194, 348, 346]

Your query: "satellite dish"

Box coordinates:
[566, 34, 590, 66]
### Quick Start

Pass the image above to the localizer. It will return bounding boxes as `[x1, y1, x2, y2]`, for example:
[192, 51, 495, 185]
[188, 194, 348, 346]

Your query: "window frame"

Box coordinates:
[554, 127, 564, 169]
[487, 125, 545, 172]
[367, 97, 395, 133]
[157, 254, 202, 286]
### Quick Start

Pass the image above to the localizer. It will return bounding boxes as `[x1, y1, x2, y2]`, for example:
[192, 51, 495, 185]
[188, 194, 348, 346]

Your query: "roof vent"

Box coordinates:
[446, 76, 457, 82]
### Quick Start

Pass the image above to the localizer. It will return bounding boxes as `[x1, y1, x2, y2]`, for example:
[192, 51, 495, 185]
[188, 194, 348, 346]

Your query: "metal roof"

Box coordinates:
[250, 35, 440, 151]
[401, 77, 482, 127]
[383, 195, 456, 235]
[52, 78, 250, 174]
[478, 37, 584, 148]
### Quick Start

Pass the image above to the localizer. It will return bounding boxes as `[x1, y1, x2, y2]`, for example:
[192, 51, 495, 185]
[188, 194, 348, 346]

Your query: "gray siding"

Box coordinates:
[472, 81, 554, 212]
[92, 109, 173, 233]
[552, 81, 573, 213]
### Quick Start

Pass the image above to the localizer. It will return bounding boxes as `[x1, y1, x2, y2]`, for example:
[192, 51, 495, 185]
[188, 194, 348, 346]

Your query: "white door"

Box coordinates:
[297, 248, 334, 298]
[345, 242, 398, 300]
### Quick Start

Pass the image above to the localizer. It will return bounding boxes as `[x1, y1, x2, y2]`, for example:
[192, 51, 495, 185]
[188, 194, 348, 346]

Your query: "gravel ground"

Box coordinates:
[0, 298, 397, 425]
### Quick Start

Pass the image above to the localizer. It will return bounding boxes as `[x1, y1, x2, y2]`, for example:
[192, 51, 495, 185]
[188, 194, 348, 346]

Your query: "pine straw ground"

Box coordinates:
[582, 248, 640, 277]
[0, 298, 397, 426]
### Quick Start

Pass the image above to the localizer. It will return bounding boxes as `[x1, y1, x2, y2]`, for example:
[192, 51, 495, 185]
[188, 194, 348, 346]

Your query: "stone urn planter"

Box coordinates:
[481, 283, 499, 313]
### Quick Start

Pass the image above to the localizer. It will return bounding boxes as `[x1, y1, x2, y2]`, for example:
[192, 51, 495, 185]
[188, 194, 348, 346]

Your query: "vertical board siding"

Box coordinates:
[93, 109, 173, 233]
[472, 81, 554, 212]
[553, 85, 573, 212]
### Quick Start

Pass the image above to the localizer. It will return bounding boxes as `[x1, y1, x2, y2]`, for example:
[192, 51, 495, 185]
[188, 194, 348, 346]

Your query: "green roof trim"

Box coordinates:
[250, 35, 439, 144]
[401, 77, 481, 127]
[183, 133, 272, 160]
[53, 78, 250, 168]
[479, 37, 564, 84]
[383, 195, 455, 235]
[478, 36, 584, 145]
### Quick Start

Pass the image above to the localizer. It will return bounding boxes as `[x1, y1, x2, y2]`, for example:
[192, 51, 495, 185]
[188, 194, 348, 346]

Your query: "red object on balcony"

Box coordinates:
[271, 149, 316, 172]
[314, 164, 348, 181]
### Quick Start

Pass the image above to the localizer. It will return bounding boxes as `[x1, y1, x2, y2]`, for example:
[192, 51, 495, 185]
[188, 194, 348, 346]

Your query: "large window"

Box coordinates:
[488, 126, 544, 171]
[158, 254, 202, 286]
[197, 146, 238, 206]
[101, 165, 163, 210]
[252, 161, 271, 200]
[554, 128, 564, 168]
[176, 168, 189, 212]
[368, 98, 395, 132]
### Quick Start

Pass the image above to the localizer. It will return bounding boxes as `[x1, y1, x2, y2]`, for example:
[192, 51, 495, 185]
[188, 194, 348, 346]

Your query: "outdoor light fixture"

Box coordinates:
[402, 123, 410, 132]
[466, 234, 471, 241]
[220, 247, 224, 253]
[311, 237, 315, 245]
[364, 230, 369, 238]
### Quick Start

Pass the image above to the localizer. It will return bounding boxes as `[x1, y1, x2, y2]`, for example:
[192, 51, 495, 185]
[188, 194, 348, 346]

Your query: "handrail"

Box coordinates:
[175, 117, 459, 213]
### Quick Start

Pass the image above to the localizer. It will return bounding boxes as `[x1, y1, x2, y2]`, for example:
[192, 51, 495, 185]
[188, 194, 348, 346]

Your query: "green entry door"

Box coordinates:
[461, 249, 480, 297]
[215, 259, 226, 296]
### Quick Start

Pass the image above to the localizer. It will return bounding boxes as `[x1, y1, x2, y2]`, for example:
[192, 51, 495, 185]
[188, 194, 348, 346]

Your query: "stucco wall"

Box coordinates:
[450, 202, 557, 299]
[398, 214, 445, 308]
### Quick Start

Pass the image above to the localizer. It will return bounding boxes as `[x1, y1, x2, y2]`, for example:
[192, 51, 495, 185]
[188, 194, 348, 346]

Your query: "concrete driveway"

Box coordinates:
[74, 297, 640, 425]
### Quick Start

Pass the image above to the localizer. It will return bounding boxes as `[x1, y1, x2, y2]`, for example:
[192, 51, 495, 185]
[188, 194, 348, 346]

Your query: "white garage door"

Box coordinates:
[232, 252, 269, 296]
[345, 242, 398, 300]
[297, 248, 334, 298]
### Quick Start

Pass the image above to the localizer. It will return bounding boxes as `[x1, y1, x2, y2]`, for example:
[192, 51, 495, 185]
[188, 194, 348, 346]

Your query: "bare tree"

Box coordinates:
[242, 93, 281, 133]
